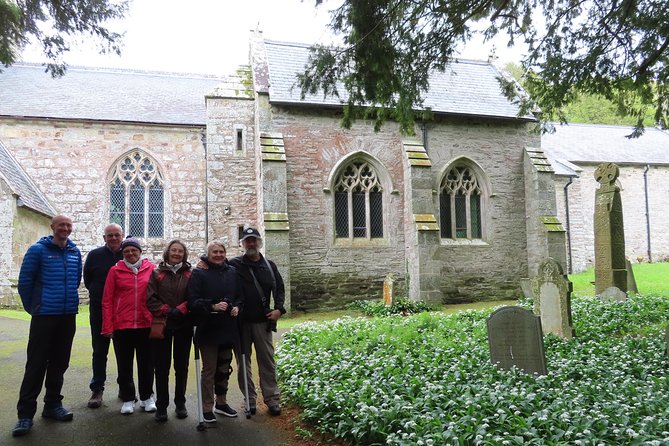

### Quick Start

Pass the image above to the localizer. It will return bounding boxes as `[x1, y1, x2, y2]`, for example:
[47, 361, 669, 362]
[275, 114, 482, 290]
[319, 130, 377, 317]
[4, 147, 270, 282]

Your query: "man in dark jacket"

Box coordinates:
[13, 215, 82, 437]
[229, 227, 285, 416]
[82, 223, 123, 409]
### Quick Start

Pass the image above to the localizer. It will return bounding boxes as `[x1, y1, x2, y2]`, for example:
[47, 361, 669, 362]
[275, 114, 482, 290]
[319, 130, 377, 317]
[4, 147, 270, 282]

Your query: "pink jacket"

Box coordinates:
[101, 258, 156, 335]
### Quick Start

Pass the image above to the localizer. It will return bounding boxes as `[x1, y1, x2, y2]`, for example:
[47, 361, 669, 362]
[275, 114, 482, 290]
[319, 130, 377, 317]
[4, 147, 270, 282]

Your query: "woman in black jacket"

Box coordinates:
[187, 241, 241, 423]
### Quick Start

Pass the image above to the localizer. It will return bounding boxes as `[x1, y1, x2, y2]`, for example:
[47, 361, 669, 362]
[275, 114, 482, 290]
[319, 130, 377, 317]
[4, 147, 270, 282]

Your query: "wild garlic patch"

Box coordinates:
[277, 296, 669, 445]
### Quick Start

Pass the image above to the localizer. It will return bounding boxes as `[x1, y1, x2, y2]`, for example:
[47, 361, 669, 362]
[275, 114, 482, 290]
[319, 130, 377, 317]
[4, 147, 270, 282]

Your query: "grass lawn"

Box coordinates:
[569, 261, 669, 296]
[3, 262, 667, 325]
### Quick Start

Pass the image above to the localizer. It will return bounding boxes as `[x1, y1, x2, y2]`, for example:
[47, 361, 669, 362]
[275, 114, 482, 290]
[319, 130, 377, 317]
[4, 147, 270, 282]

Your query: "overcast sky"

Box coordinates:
[20, 0, 523, 75]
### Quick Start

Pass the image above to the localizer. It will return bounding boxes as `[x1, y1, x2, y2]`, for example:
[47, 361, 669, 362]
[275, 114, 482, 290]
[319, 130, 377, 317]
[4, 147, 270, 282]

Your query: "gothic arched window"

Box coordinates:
[334, 160, 383, 239]
[109, 151, 164, 238]
[439, 164, 483, 239]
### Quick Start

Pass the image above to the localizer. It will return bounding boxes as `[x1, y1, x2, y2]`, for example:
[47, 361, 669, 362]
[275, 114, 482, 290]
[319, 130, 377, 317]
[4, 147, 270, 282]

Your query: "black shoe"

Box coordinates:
[213, 403, 237, 417]
[202, 412, 216, 423]
[268, 405, 281, 416]
[42, 406, 74, 421]
[12, 419, 33, 437]
[155, 409, 168, 422]
[175, 406, 188, 419]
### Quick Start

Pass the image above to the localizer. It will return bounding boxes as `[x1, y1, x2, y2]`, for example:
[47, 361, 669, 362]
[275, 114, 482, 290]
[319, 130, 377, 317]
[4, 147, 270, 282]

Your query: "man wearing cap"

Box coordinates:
[83, 223, 124, 408]
[229, 227, 286, 416]
[12, 215, 82, 437]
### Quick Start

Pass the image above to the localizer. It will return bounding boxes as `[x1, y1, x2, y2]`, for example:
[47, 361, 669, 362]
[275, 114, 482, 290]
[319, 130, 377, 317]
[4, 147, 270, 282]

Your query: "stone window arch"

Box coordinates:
[333, 158, 384, 240]
[439, 160, 486, 240]
[109, 150, 165, 238]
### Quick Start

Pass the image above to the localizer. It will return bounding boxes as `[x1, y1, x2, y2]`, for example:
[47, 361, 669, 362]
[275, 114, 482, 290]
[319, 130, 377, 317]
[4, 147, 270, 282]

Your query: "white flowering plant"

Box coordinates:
[277, 295, 669, 445]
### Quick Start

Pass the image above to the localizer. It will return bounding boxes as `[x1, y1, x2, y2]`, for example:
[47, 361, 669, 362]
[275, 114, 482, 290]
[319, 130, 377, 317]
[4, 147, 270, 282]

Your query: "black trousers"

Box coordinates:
[17, 314, 76, 419]
[152, 325, 192, 410]
[89, 304, 110, 392]
[112, 328, 154, 402]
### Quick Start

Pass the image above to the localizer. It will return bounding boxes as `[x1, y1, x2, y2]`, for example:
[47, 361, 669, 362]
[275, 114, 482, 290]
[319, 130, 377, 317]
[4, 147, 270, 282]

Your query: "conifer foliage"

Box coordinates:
[301, 0, 669, 136]
[0, 0, 127, 76]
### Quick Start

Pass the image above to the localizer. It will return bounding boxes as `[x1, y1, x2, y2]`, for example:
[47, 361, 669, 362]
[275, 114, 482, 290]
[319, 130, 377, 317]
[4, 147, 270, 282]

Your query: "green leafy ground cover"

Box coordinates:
[277, 295, 669, 445]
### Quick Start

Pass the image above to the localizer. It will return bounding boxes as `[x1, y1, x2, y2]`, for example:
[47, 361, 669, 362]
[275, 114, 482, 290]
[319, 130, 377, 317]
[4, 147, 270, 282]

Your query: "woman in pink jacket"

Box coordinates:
[102, 236, 157, 415]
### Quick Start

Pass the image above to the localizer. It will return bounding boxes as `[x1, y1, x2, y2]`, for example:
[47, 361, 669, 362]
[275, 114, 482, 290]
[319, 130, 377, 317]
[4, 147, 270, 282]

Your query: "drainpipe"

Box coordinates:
[420, 120, 428, 153]
[643, 164, 651, 262]
[202, 130, 209, 245]
[563, 176, 575, 273]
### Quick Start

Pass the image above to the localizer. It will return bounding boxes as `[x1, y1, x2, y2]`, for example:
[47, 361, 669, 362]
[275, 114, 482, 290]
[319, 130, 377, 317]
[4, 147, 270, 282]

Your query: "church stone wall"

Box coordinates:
[0, 118, 208, 263]
[554, 175, 589, 273]
[0, 179, 17, 305]
[205, 96, 259, 255]
[428, 118, 539, 302]
[557, 164, 669, 273]
[263, 106, 407, 311]
[256, 106, 538, 309]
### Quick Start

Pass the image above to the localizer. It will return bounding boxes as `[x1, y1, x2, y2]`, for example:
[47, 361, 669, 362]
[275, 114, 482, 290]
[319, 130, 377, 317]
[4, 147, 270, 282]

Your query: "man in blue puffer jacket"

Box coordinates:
[12, 215, 82, 437]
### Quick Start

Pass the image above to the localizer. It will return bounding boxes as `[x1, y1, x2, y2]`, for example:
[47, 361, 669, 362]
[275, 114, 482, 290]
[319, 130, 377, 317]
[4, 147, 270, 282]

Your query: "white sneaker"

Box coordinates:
[120, 401, 135, 414]
[140, 396, 157, 412]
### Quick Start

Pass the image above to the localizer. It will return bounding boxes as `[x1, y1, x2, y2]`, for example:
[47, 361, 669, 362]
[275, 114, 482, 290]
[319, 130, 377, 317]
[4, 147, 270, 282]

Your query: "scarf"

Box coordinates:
[123, 258, 143, 274]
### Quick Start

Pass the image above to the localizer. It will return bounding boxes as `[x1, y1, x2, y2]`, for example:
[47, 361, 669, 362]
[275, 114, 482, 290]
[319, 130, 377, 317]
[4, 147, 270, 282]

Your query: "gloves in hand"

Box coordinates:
[167, 307, 183, 321]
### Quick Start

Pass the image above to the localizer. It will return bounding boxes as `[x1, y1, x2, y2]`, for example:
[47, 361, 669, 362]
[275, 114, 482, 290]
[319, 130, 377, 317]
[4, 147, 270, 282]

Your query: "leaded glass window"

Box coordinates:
[334, 160, 383, 239]
[109, 151, 165, 238]
[440, 165, 482, 239]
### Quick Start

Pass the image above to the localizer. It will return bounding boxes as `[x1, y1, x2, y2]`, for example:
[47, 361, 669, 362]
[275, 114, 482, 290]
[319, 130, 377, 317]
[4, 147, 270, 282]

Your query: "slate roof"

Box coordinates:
[0, 140, 57, 217]
[542, 123, 669, 166]
[0, 64, 224, 125]
[263, 40, 535, 121]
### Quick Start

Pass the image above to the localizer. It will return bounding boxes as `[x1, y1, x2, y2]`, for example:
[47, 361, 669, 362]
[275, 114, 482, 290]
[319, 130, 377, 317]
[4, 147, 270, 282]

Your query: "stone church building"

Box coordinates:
[1, 33, 573, 310]
[543, 123, 669, 274]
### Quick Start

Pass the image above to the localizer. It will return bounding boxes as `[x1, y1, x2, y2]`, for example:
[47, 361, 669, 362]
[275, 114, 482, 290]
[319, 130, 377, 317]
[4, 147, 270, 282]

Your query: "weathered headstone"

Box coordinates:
[598, 286, 627, 303]
[531, 258, 574, 339]
[519, 278, 533, 300]
[593, 162, 627, 294]
[487, 306, 547, 375]
[626, 259, 639, 294]
[665, 325, 669, 362]
[383, 273, 394, 306]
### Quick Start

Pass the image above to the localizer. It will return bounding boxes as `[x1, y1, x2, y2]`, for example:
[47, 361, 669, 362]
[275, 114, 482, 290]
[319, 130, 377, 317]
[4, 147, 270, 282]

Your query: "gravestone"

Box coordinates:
[531, 258, 574, 339]
[626, 259, 639, 294]
[487, 306, 547, 375]
[665, 325, 669, 362]
[593, 162, 627, 294]
[383, 273, 394, 306]
[519, 278, 533, 300]
[598, 286, 627, 303]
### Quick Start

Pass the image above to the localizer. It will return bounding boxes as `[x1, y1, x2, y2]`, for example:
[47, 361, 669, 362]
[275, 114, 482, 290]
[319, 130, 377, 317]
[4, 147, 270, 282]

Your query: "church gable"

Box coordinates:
[0, 140, 56, 218]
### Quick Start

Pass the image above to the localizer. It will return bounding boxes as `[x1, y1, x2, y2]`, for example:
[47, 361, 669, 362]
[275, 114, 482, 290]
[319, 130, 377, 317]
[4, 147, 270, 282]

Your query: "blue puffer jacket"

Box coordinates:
[18, 235, 82, 315]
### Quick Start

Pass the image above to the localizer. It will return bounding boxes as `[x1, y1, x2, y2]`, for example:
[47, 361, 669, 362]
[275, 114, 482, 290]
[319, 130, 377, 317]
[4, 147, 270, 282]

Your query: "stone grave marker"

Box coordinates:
[531, 258, 574, 339]
[626, 259, 639, 294]
[519, 278, 533, 300]
[665, 325, 669, 362]
[598, 286, 627, 303]
[593, 162, 627, 294]
[487, 306, 547, 375]
[383, 273, 394, 306]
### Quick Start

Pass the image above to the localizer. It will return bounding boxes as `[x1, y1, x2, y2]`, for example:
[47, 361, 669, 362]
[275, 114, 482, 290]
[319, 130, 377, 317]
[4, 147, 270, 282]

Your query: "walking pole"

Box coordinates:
[238, 318, 252, 419]
[193, 326, 206, 432]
